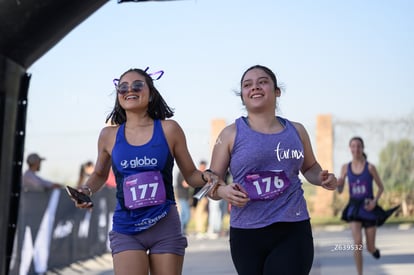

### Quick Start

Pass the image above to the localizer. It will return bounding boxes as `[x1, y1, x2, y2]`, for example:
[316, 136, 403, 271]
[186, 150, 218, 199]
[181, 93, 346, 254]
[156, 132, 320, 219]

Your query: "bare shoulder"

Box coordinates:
[290, 120, 306, 134]
[98, 125, 119, 145]
[160, 119, 182, 134]
[213, 123, 236, 148]
[340, 163, 349, 174]
[96, 125, 119, 156]
[289, 120, 310, 145]
[367, 162, 378, 173]
[160, 119, 186, 146]
[220, 123, 236, 139]
[100, 125, 118, 137]
[161, 119, 180, 128]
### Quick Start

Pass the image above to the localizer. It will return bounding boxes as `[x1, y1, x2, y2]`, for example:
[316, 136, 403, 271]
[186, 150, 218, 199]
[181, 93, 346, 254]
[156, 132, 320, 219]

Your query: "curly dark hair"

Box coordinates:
[106, 68, 174, 125]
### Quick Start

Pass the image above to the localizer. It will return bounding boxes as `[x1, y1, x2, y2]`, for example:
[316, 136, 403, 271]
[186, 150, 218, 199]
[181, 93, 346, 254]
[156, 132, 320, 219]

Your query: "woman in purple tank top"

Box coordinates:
[206, 65, 338, 275]
[338, 136, 399, 275]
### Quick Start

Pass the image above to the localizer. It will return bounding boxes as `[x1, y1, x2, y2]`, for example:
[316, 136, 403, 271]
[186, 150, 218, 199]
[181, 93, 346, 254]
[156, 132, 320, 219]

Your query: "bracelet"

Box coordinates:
[201, 169, 213, 183]
[81, 185, 93, 196]
[211, 182, 222, 197]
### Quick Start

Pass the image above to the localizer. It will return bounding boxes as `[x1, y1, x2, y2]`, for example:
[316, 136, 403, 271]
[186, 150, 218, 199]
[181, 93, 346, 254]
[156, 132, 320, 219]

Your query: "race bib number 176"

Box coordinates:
[243, 170, 291, 201]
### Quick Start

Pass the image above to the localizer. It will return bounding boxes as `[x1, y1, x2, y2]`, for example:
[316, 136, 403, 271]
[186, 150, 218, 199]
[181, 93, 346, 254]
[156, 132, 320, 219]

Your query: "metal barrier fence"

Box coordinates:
[9, 186, 116, 275]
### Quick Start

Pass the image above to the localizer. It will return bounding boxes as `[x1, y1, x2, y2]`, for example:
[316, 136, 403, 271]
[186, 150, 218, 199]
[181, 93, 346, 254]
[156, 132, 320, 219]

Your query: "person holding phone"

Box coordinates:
[66, 185, 93, 206]
[206, 65, 338, 275]
[72, 67, 214, 275]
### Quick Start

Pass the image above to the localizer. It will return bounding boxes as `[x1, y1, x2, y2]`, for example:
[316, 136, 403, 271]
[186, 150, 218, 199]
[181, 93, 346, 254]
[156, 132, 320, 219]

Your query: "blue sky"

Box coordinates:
[24, 0, 414, 183]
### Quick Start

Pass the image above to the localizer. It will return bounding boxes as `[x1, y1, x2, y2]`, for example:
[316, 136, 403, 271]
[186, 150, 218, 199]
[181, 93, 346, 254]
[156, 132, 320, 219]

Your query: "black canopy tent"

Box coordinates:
[0, 1, 176, 273]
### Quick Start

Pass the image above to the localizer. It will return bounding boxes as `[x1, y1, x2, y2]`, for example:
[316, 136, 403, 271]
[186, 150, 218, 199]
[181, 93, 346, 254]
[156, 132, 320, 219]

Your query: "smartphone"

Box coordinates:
[66, 185, 93, 207]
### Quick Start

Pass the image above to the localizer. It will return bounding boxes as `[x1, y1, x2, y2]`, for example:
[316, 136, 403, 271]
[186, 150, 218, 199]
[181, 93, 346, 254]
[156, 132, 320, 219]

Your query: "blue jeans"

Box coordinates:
[178, 198, 190, 234]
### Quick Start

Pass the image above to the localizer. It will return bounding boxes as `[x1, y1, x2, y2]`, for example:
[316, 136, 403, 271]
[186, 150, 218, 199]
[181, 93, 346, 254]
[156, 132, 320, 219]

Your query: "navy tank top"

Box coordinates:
[342, 161, 377, 221]
[111, 120, 175, 234]
[347, 161, 374, 200]
[229, 116, 310, 229]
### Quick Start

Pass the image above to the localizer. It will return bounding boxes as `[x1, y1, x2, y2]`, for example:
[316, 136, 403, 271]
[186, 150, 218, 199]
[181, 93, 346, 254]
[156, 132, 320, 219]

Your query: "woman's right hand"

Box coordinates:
[75, 200, 93, 209]
[67, 186, 93, 209]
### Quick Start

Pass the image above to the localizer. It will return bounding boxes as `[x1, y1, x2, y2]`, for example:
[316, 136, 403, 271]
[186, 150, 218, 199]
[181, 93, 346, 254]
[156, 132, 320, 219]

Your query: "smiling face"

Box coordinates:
[241, 67, 280, 111]
[117, 71, 151, 110]
[349, 138, 364, 160]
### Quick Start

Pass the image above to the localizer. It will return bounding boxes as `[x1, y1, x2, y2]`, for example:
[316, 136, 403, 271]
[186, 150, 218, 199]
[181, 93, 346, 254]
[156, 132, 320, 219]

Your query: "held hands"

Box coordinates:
[319, 170, 338, 191]
[201, 170, 249, 207]
[202, 169, 219, 186]
[194, 170, 221, 200]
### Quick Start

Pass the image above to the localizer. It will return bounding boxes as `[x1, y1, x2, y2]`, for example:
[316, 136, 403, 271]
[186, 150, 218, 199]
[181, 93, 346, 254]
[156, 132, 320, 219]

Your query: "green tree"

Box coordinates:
[378, 139, 414, 216]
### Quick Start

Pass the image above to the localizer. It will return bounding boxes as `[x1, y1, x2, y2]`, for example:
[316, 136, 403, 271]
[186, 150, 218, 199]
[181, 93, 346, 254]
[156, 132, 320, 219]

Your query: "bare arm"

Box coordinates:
[368, 163, 384, 202]
[83, 126, 115, 194]
[337, 164, 348, 194]
[209, 125, 234, 180]
[163, 120, 208, 188]
[208, 124, 249, 207]
[293, 122, 337, 190]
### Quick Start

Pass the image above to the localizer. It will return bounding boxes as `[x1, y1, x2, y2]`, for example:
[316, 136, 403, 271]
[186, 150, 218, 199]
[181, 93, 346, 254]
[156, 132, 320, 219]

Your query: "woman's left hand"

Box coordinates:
[320, 170, 338, 190]
[364, 199, 377, 211]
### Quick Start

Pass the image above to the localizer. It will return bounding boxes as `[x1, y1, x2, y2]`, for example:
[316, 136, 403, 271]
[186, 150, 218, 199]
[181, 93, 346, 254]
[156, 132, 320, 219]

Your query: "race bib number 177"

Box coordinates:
[243, 170, 291, 201]
[123, 171, 166, 209]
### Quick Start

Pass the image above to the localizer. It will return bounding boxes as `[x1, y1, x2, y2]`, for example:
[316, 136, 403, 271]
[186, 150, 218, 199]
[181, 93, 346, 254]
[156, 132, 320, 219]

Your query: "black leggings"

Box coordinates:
[230, 220, 314, 275]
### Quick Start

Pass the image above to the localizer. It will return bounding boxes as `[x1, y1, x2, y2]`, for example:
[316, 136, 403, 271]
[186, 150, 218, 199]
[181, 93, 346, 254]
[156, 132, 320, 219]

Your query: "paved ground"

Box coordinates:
[51, 223, 414, 275]
[310, 223, 414, 275]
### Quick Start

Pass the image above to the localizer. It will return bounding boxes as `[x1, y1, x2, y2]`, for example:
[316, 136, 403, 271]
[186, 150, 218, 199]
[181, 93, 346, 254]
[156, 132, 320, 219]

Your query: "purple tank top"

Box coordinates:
[229, 116, 310, 229]
[347, 162, 374, 200]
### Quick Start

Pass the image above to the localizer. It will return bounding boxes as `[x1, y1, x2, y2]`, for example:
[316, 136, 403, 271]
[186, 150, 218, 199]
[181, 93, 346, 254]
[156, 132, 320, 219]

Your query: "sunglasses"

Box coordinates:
[113, 80, 145, 95]
[113, 67, 164, 95]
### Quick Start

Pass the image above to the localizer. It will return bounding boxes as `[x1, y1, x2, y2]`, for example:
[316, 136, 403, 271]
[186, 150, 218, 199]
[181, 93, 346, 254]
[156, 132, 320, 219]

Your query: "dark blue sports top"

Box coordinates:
[111, 120, 175, 234]
[347, 161, 374, 200]
[343, 161, 377, 222]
